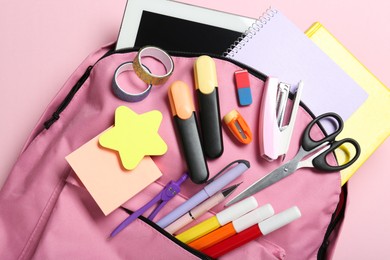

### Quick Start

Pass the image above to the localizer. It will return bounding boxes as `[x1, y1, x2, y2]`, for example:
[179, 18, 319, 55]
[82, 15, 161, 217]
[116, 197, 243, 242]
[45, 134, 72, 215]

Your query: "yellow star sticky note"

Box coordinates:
[99, 106, 167, 170]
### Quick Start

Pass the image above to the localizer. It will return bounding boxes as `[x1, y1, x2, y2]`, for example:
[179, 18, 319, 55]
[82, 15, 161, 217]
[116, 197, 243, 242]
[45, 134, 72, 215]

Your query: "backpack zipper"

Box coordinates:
[121, 207, 213, 260]
[317, 183, 347, 260]
[43, 47, 268, 129]
[44, 65, 93, 129]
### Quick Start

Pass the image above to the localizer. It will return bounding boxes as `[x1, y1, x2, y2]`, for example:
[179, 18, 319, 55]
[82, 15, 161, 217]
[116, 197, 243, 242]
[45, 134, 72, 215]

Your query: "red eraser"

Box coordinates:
[234, 70, 250, 89]
[234, 70, 252, 106]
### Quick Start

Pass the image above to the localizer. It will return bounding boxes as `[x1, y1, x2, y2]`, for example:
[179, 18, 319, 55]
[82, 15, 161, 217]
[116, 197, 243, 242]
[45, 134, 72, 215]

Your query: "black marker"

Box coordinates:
[168, 81, 209, 184]
[194, 56, 224, 159]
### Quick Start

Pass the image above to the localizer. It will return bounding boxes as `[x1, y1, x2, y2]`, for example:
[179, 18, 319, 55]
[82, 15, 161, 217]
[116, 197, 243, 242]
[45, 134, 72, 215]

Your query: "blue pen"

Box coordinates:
[156, 160, 250, 229]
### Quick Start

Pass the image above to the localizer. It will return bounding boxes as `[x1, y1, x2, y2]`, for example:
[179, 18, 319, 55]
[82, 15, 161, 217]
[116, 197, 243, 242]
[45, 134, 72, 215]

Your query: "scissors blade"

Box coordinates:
[225, 162, 297, 207]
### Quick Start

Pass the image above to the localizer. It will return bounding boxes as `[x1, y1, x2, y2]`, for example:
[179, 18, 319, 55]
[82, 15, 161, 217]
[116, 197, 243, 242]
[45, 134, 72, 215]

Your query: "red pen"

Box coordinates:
[202, 206, 301, 258]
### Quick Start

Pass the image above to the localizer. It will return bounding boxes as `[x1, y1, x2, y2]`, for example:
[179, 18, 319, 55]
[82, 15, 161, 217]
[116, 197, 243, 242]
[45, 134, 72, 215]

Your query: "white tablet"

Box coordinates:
[115, 0, 255, 55]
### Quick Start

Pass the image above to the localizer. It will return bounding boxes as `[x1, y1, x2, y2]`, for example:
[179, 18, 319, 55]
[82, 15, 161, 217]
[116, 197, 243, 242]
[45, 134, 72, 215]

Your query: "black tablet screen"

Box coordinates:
[134, 11, 243, 55]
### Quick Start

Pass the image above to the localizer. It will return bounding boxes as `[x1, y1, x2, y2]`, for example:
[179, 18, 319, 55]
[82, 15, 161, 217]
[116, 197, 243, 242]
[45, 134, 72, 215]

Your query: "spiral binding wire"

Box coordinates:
[224, 7, 278, 57]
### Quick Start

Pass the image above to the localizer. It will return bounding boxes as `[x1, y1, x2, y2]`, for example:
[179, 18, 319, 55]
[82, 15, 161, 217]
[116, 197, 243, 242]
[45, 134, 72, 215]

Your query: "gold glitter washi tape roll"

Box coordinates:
[133, 46, 174, 86]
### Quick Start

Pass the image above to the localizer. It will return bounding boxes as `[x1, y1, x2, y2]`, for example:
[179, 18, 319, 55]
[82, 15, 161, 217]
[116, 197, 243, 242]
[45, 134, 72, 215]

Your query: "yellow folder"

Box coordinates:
[305, 22, 390, 186]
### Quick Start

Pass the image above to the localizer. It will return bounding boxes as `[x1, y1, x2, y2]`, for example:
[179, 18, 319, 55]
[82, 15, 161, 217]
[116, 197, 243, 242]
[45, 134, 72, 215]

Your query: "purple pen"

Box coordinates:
[156, 160, 250, 228]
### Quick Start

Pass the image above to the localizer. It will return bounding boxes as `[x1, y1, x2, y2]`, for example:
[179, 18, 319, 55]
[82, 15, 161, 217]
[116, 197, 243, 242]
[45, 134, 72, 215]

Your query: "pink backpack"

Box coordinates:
[0, 43, 345, 259]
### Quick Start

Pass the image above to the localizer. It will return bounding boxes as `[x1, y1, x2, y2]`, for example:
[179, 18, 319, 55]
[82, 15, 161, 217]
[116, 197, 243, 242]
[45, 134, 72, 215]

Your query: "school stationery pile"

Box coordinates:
[3, 1, 388, 259]
[63, 5, 382, 258]
[225, 8, 368, 133]
[225, 8, 389, 185]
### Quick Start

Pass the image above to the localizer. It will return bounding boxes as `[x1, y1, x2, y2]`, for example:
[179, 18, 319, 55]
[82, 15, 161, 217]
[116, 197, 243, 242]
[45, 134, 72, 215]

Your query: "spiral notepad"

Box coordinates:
[226, 8, 367, 133]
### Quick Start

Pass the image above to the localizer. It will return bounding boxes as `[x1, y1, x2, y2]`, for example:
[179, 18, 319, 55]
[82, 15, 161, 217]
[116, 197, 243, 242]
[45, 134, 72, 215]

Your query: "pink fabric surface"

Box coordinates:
[0, 0, 389, 259]
[0, 50, 340, 259]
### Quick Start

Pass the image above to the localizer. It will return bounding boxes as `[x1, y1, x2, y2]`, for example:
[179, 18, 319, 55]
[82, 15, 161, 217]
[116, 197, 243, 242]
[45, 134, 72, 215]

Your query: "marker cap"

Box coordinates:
[168, 81, 195, 119]
[233, 204, 274, 233]
[216, 196, 258, 226]
[258, 206, 301, 235]
[204, 162, 248, 196]
[194, 55, 218, 94]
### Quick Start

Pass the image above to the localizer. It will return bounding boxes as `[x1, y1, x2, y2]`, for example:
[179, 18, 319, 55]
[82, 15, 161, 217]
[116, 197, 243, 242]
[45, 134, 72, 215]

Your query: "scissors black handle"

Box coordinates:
[313, 138, 361, 172]
[301, 112, 361, 172]
[301, 112, 343, 151]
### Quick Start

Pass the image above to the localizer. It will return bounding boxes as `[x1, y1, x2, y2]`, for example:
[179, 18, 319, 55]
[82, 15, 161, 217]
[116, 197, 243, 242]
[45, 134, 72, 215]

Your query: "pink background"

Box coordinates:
[0, 0, 389, 259]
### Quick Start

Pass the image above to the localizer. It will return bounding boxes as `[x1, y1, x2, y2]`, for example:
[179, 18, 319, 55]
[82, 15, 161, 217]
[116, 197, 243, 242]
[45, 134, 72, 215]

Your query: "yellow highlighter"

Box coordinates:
[194, 56, 223, 159]
[175, 196, 258, 244]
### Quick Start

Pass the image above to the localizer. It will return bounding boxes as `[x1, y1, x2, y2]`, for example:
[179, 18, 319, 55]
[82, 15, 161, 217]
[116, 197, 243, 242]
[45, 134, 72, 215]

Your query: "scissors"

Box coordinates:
[110, 173, 188, 237]
[226, 112, 361, 207]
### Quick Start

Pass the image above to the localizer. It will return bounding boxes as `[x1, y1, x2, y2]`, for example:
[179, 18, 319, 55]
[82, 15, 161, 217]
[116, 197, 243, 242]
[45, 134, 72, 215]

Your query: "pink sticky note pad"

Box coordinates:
[66, 128, 162, 216]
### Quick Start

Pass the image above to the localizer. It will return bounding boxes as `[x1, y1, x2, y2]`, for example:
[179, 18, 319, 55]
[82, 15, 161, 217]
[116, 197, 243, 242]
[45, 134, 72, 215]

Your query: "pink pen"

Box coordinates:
[165, 183, 241, 234]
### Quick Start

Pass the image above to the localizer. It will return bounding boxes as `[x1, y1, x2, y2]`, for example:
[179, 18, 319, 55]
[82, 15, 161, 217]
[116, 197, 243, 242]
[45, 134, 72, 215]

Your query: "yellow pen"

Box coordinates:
[175, 196, 258, 244]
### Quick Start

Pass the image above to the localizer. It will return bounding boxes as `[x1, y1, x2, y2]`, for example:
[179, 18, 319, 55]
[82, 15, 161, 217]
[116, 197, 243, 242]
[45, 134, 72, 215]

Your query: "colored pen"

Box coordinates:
[188, 204, 274, 251]
[175, 196, 258, 244]
[168, 80, 209, 184]
[156, 160, 250, 229]
[194, 56, 223, 158]
[202, 206, 302, 258]
[164, 183, 241, 235]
